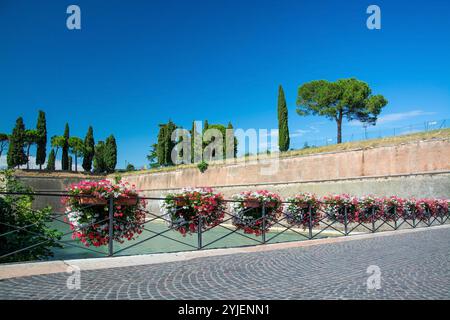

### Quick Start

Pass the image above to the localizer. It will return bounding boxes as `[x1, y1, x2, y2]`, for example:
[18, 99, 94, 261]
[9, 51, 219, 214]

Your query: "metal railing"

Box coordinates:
[1, 191, 449, 262]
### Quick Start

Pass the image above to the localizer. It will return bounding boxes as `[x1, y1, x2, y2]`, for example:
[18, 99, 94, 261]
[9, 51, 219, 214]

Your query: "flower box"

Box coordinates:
[117, 196, 138, 206]
[243, 199, 260, 208]
[79, 197, 107, 205]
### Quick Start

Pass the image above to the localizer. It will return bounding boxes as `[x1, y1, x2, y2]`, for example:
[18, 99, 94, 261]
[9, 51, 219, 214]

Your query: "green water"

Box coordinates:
[49, 218, 327, 260]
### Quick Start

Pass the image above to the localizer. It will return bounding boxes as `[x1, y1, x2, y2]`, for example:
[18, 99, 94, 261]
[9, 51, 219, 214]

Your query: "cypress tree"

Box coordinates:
[82, 126, 95, 172]
[35, 111, 47, 170]
[93, 141, 106, 173]
[165, 121, 176, 165]
[104, 135, 117, 173]
[7, 117, 27, 168]
[61, 123, 70, 170]
[277, 85, 290, 152]
[156, 124, 166, 166]
[46, 149, 56, 171]
[227, 122, 238, 158]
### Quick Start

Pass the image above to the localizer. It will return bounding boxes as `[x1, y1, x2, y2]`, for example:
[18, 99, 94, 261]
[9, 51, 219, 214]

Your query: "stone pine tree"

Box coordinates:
[7, 117, 27, 169]
[277, 85, 290, 152]
[24, 129, 38, 170]
[297, 78, 388, 144]
[68, 137, 84, 172]
[46, 149, 56, 170]
[61, 123, 70, 170]
[104, 135, 117, 173]
[82, 126, 95, 172]
[35, 110, 47, 170]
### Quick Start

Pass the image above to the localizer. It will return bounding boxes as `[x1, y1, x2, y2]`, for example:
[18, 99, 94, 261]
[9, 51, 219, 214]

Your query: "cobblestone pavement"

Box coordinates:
[1, 227, 449, 300]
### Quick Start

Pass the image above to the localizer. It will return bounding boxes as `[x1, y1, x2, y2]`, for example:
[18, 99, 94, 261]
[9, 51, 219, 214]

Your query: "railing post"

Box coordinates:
[197, 216, 202, 250]
[344, 206, 348, 236]
[394, 205, 398, 230]
[412, 209, 416, 228]
[108, 196, 114, 257]
[427, 208, 431, 227]
[371, 206, 376, 233]
[308, 204, 313, 240]
[262, 204, 266, 244]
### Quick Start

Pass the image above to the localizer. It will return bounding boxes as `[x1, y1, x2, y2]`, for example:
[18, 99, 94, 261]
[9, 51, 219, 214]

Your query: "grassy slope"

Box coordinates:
[119, 128, 450, 176]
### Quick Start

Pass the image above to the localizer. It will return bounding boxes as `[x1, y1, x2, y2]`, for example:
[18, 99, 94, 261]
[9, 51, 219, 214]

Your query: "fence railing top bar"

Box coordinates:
[0, 191, 99, 198]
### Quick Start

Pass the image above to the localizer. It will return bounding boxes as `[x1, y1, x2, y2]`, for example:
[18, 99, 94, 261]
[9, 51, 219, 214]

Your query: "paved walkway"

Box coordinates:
[0, 226, 449, 300]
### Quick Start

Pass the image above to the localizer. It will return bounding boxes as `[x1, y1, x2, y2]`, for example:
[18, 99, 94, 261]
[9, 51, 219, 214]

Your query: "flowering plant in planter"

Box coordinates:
[358, 195, 384, 223]
[415, 198, 443, 221]
[160, 188, 226, 236]
[63, 180, 145, 247]
[230, 190, 282, 236]
[382, 196, 404, 221]
[435, 199, 449, 218]
[322, 194, 359, 223]
[284, 193, 322, 229]
[402, 198, 423, 220]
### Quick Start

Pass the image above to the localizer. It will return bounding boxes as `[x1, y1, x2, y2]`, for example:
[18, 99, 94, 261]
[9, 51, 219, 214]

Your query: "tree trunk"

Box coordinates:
[75, 156, 77, 172]
[336, 111, 343, 144]
[26, 144, 31, 170]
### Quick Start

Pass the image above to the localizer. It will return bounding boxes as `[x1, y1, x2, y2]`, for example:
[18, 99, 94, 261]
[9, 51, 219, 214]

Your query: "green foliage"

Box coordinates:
[277, 85, 290, 152]
[61, 123, 70, 170]
[197, 160, 208, 173]
[0, 133, 9, 159]
[35, 111, 47, 169]
[146, 143, 159, 168]
[51, 135, 65, 159]
[114, 173, 123, 183]
[7, 117, 27, 168]
[104, 135, 117, 173]
[68, 137, 84, 172]
[202, 123, 238, 160]
[0, 170, 62, 263]
[156, 121, 176, 166]
[93, 141, 107, 174]
[24, 129, 38, 169]
[125, 163, 135, 172]
[297, 78, 388, 143]
[82, 126, 95, 172]
[46, 149, 56, 171]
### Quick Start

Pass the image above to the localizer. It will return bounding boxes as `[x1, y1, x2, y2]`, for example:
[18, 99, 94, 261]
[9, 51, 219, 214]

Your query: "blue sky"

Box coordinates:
[1, 0, 449, 169]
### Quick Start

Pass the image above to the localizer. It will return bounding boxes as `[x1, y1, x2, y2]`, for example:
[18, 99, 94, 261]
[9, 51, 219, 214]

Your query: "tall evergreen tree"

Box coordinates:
[104, 135, 117, 173]
[35, 111, 47, 170]
[82, 126, 95, 172]
[61, 123, 70, 170]
[191, 121, 203, 163]
[277, 85, 290, 152]
[93, 141, 106, 173]
[46, 149, 56, 171]
[7, 117, 27, 168]
[227, 122, 238, 158]
[156, 121, 176, 166]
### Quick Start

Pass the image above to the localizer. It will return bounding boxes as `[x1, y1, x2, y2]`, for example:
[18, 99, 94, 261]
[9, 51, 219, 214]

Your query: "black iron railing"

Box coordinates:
[0, 191, 449, 262]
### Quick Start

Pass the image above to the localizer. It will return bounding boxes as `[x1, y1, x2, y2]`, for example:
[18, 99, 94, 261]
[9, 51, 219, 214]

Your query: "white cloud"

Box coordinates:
[348, 110, 437, 127]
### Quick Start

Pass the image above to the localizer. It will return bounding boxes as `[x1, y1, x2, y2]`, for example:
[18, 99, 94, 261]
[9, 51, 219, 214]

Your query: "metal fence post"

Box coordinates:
[308, 204, 313, 240]
[262, 204, 266, 244]
[412, 209, 416, 228]
[197, 216, 202, 250]
[394, 205, 398, 230]
[108, 196, 114, 257]
[371, 206, 376, 233]
[344, 207, 348, 236]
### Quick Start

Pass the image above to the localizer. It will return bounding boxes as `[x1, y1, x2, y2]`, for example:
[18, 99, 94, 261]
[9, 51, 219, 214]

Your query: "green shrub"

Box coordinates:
[197, 161, 208, 173]
[0, 170, 62, 263]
